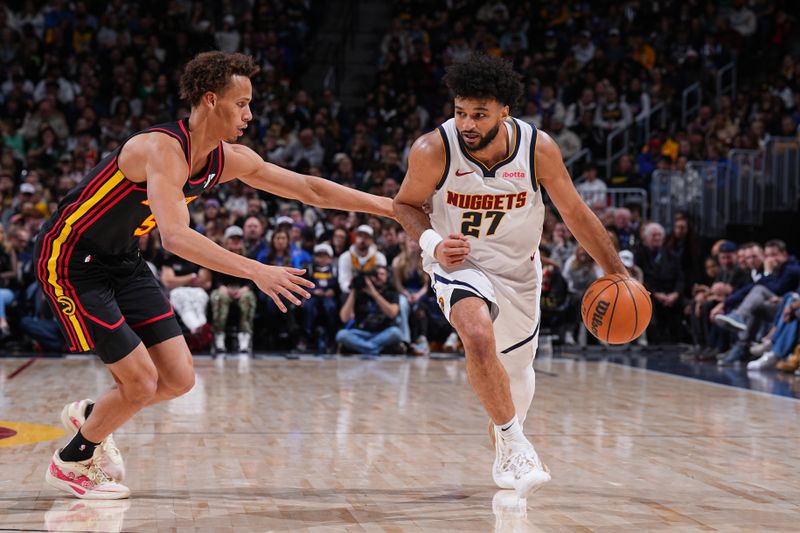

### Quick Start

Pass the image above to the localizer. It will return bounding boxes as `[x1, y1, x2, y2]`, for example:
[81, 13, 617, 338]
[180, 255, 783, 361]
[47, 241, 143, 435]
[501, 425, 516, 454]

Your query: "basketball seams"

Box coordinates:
[581, 278, 616, 320]
[605, 283, 620, 342]
[620, 279, 639, 343]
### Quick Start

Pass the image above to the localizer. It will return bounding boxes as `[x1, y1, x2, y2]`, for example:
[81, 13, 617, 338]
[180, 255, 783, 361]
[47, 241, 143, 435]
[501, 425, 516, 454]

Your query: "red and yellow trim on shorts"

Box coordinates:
[37, 162, 134, 352]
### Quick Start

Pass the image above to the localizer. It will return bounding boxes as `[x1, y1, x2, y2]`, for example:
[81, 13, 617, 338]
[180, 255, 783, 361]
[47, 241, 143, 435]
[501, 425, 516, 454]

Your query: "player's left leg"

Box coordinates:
[146, 335, 196, 404]
[488, 277, 549, 496]
[117, 259, 195, 403]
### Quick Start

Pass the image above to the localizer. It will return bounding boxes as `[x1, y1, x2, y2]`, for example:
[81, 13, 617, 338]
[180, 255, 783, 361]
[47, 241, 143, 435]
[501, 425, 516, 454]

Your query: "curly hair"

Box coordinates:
[443, 53, 522, 108]
[179, 52, 260, 106]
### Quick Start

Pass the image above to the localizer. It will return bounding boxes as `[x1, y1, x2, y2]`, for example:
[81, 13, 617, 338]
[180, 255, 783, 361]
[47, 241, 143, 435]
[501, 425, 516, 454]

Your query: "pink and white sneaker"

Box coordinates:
[60, 399, 126, 482]
[45, 450, 130, 500]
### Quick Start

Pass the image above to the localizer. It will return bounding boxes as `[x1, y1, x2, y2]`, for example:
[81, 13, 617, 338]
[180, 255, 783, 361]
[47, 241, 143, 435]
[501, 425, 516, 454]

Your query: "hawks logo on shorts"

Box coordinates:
[56, 296, 76, 316]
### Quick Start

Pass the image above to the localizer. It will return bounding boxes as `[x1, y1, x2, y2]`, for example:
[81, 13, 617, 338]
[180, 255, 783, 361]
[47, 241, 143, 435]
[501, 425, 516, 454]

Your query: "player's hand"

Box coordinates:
[254, 265, 315, 312]
[434, 234, 470, 268]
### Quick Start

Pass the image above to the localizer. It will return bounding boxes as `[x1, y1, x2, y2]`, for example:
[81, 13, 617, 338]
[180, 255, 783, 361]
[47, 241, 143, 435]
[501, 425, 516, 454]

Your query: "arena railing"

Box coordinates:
[649, 139, 798, 237]
[728, 149, 765, 225]
[577, 186, 648, 221]
[649, 169, 686, 228]
[604, 123, 630, 179]
[565, 147, 592, 178]
[715, 61, 737, 107]
[764, 137, 800, 211]
[681, 82, 702, 128]
[606, 187, 649, 221]
[603, 102, 668, 180]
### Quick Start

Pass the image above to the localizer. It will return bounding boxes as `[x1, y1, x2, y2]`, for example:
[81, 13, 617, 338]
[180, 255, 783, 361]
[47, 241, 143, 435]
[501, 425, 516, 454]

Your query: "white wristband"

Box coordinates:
[419, 229, 443, 257]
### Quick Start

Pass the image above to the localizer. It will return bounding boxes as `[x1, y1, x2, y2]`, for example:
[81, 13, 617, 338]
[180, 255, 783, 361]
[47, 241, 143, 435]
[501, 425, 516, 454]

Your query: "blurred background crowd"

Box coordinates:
[0, 0, 798, 369]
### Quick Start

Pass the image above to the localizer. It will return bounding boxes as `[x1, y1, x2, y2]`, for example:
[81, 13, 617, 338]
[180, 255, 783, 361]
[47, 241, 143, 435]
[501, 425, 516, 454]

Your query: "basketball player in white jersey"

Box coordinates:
[394, 54, 627, 498]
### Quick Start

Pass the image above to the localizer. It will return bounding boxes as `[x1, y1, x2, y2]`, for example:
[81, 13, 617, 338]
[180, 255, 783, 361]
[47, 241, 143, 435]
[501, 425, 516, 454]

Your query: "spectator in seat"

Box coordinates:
[635, 222, 685, 344]
[336, 265, 402, 358]
[380, 223, 402, 265]
[565, 88, 596, 128]
[548, 222, 576, 270]
[550, 116, 582, 160]
[742, 242, 765, 282]
[0, 224, 18, 338]
[563, 245, 604, 345]
[392, 238, 432, 355]
[330, 227, 350, 259]
[594, 85, 632, 137]
[687, 241, 749, 359]
[338, 224, 387, 295]
[210, 226, 257, 355]
[611, 207, 639, 251]
[298, 243, 340, 354]
[746, 293, 800, 371]
[161, 250, 212, 339]
[575, 164, 607, 208]
[260, 228, 297, 346]
[714, 240, 800, 365]
[664, 211, 702, 286]
[242, 216, 268, 260]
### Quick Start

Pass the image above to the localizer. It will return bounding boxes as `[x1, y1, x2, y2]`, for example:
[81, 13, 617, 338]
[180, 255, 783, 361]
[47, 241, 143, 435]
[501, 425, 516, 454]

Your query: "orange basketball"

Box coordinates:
[581, 274, 652, 344]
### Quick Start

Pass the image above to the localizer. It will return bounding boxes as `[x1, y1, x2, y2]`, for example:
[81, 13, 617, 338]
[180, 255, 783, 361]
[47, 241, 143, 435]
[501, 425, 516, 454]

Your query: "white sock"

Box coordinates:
[496, 415, 527, 446]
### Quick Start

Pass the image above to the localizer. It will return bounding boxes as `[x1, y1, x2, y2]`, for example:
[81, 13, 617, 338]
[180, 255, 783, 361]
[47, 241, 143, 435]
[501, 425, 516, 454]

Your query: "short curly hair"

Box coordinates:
[443, 53, 522, 108]
[179, 52, 260, 106]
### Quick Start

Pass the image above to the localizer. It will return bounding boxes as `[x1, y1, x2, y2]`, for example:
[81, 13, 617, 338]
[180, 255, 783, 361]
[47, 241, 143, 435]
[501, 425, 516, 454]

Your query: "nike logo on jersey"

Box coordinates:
[455, 169, 474, 176]
[204, 173, 216, 188]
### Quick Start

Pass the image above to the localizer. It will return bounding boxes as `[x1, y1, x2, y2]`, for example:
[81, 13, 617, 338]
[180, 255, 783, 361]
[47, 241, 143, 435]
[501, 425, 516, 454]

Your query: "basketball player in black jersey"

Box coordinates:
[38, 52, 394, 499]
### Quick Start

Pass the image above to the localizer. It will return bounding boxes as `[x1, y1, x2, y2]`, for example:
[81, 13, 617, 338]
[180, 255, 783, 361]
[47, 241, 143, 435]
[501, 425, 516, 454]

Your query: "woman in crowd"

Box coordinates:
[392, 238, 432, 355]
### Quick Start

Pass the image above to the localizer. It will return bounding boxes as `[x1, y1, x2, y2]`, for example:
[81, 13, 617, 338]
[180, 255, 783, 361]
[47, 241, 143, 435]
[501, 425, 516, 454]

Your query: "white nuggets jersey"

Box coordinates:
[425, 117, 544, 279]
[424, 117, 545, 356]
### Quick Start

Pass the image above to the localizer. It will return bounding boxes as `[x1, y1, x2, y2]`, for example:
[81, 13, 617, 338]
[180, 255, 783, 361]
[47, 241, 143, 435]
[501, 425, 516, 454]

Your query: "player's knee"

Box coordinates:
[175, 371, 195, 396]
[120, 373, 158, 406]
[457, 321, 494, 355]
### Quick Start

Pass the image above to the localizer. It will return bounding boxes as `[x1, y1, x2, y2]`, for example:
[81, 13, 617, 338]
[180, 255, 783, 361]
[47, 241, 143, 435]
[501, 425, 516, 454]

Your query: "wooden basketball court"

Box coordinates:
[1, 353, 798, 532]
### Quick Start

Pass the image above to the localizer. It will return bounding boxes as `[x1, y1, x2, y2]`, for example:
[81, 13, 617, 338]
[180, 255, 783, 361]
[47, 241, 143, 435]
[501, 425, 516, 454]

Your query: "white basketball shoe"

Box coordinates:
[489, 420, 551, 498]
[61, 399, 126, 482]
[489, 421, 514, 489]
[45, 450, 130, 500]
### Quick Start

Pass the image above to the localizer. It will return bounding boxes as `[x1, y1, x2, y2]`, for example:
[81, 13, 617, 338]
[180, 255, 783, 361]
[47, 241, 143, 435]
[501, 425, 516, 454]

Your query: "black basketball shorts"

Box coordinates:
[34, 241, 182, 364]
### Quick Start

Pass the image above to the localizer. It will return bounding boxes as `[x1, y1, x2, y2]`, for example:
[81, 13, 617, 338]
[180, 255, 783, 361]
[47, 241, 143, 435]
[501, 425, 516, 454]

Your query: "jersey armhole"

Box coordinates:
[435, 125, 450, 191]
[529, 124, 539, 192]
[208, 142, 224, 189]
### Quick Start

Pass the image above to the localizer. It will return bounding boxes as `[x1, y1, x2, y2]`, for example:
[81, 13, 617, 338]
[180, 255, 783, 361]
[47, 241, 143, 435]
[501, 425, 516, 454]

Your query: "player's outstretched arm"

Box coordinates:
[535, 131, 627, 275]
[144, 137, 313, 312]
[394, 131, 469, 268]
[226, 144, 394, 219]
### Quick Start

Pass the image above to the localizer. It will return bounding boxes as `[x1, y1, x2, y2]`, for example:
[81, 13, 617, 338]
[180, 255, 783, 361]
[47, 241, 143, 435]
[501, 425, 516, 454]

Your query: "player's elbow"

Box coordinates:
[159, 226, 186, 255]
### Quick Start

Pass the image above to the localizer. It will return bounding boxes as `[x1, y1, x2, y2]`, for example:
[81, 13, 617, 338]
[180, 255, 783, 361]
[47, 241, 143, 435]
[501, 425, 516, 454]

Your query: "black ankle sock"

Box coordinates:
[60, 430, 99, 462]
[84, 402, 94, 419]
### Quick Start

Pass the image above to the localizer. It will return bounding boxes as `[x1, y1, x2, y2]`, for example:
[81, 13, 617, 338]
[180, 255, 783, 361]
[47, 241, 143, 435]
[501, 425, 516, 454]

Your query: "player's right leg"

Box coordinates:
[450, 296, 516, 424]
[449, 295, 550, 498]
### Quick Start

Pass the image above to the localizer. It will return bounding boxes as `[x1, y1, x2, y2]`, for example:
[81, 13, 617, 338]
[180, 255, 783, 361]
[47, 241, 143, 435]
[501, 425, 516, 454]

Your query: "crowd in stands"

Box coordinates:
[1, 1, 799, 370]
[375, 0, 799, 190]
